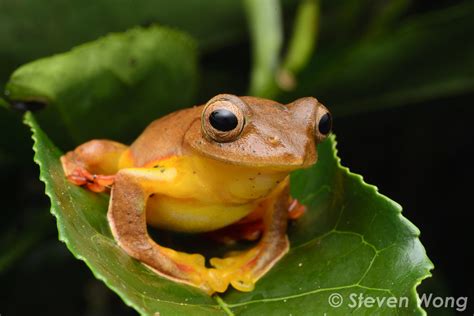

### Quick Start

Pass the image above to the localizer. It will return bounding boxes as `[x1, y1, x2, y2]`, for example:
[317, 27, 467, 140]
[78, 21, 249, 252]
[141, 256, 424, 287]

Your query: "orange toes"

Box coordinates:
[66, 168, 115, 192]
[95, 175, 115, 187]
[86, 182, 107, 193]
[67, 173, 88, 186]
[288, 198, 306, 220]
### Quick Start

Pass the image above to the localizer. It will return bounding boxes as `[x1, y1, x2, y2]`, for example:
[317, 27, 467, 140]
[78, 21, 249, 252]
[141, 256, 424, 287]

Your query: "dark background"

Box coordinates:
[1, 1, 473, 315]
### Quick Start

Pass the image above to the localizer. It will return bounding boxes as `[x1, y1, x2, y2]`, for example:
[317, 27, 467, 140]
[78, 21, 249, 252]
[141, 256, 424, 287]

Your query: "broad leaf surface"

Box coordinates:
[6, 26, 197, 147]
[25, 112, 432, 315]
[0, 0, 240, 171]
[0, 0, 249, 86]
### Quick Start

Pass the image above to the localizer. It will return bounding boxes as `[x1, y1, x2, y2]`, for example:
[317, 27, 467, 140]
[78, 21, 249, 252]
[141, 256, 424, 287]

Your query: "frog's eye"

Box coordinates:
[202, 98, 245, 142]
[209, 109, 238, 131]
[318, 113, 332, 135]
[314, 106, 332, 142]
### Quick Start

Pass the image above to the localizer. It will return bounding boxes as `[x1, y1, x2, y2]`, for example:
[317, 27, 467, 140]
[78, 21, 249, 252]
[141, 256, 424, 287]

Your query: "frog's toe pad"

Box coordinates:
[66, 168, 115, 192]
[207, 266, 256, 293]
[288, 198, 306, 220]
[208, 249, 260, 292]
[230, 276, 255, 292]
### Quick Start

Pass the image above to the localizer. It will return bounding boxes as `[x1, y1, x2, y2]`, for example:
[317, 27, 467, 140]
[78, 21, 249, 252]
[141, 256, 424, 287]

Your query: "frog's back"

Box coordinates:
[125, 106, 202, 167]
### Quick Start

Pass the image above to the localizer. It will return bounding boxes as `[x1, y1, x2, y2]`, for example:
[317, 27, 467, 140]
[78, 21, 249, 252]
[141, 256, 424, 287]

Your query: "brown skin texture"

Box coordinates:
[61, 94, 331, 293]
[108, 169, 202, 286]
[128, 95, 324, 168]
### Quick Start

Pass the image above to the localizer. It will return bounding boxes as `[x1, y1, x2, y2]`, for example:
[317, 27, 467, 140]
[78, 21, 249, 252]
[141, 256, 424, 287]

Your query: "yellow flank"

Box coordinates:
[139, 154, 289, 233]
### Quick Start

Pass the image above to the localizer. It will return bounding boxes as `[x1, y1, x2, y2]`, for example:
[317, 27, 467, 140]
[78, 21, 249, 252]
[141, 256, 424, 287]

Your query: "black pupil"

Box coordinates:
[318, 113, 332, 135]
[209, 109, 238, 132]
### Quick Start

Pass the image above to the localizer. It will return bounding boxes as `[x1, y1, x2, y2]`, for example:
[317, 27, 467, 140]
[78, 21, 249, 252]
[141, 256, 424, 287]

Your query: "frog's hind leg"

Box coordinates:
[210, 180, 291, 292]
[61, 140, 127, 192]
[108, 168, 216, 294]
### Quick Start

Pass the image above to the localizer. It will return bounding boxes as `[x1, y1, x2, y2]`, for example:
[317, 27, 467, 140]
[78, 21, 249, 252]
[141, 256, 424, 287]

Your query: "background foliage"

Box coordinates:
[1, 0, 473, 315]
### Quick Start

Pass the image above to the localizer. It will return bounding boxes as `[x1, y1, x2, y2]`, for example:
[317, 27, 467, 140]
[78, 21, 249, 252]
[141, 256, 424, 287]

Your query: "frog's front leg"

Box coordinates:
[210, 180, 291, 292]
[107, 168, 217, 294]
[61, 140, 127, 192]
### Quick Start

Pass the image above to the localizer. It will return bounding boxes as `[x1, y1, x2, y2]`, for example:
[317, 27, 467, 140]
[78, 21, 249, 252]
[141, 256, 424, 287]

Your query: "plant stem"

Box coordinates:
[214, 295, 235, 316]
[244, 0, 283, 98]
[279, 0, 320, 90]
[244, 0, 320, 97]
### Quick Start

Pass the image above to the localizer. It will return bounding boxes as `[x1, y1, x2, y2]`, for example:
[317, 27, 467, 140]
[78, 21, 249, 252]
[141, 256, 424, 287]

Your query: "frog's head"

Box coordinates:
[185, 94, 331, 171]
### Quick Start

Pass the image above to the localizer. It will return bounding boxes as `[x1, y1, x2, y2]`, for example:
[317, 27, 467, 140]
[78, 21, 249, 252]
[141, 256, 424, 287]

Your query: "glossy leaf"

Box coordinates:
[6, 26, 198, 147]
[24, 112, 221, 315]
[25, 111, 432, 315]
[0, 0, 245, 170]
[0, 0, 249, 86]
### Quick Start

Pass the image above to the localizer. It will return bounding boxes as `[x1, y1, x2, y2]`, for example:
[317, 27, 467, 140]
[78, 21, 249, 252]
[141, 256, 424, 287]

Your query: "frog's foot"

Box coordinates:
[65, 166, 115, 193]
[153, 248, 224, 294]
[209, 236, 290, 292]
[288, 198, 306, 220]
[61, 139, 126, 192]
[141, 246, 234, 294]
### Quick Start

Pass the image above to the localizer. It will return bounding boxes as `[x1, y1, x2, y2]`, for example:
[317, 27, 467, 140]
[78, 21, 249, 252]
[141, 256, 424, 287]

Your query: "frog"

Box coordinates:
[61, 94, 332, 294]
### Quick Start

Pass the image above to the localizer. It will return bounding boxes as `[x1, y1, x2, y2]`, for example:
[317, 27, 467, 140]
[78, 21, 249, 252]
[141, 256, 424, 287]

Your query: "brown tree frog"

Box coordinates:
[61, 94, 332, 294]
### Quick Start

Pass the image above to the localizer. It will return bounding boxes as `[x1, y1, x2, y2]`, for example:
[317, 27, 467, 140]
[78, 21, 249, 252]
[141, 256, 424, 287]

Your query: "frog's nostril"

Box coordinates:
[268, 136, 281, 146]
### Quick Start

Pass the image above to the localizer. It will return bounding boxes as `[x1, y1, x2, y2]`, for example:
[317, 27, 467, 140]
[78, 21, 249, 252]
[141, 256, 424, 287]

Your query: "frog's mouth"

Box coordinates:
[194, 148, 317, 172]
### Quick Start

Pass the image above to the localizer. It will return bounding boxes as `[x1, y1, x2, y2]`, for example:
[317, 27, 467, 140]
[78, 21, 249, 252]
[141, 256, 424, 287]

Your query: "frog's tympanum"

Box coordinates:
[61, 94, 332, 294]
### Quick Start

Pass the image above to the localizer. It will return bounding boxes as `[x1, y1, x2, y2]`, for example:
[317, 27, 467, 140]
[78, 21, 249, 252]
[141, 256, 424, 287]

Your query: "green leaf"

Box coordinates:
[223, 137, 433, 315]
[24, 112, 221, 315]
[25, 110, 432, 315]
[6, 26, 197, 146]
[284, 1, 474, 114]
[0, 0, 249, 86]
